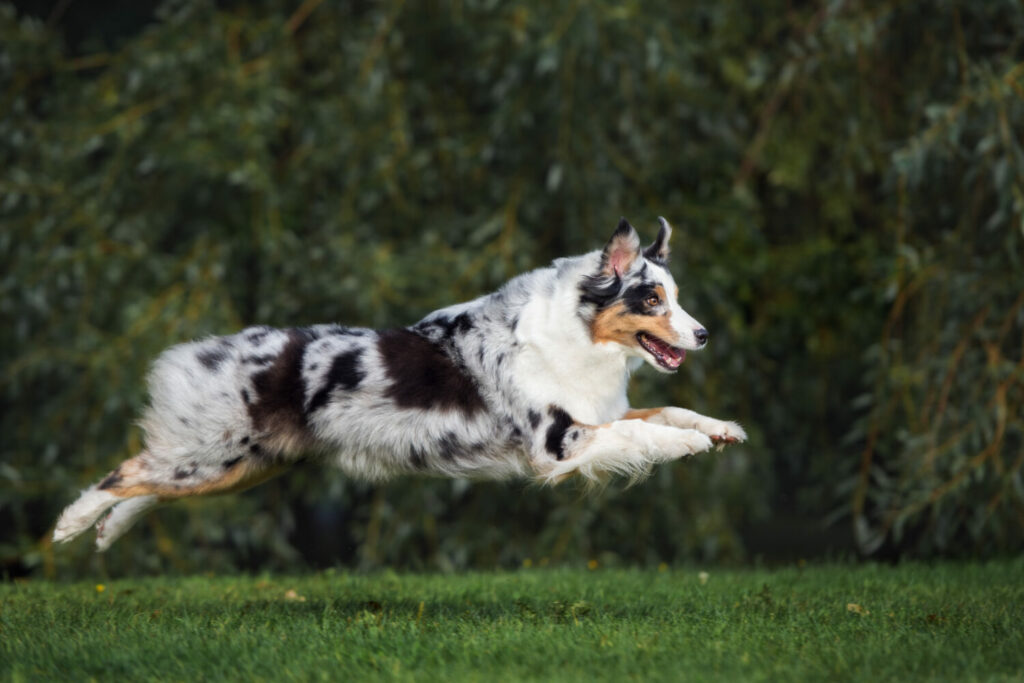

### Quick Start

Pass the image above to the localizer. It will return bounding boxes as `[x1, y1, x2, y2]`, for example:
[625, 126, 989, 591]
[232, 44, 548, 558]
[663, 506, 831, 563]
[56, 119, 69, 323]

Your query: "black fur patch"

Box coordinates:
[249, 443, 262, 454]
[223, 456, 244, 469]
[245, 327, 272, 346]
[173, 463, 198, 480]
[409, 446, 428, 470]
[241, 389, 251, 404]
[244, 354, 276, 366]
[416, 313, 475, 343]
[246, 328, 314, 440]
[454, 313, 474, 334]
[98, 467, 122, 490]
[377, 329, 486, 415]
[545, 406, 574, 461]
[579, 273, 622, 309]
[622, 283, 660, 316]
[307, 349, 365, 413]
[197, 347, 228, 371]
[528, 410, 541, 429]
[240, 436, 250, 445]
[438, 431, 462, 461]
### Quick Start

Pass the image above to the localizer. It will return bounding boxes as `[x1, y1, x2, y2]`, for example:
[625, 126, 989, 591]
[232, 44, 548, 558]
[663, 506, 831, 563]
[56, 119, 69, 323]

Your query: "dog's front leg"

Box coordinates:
[624, 407, 747, 446]
[534, 415, 713, 486]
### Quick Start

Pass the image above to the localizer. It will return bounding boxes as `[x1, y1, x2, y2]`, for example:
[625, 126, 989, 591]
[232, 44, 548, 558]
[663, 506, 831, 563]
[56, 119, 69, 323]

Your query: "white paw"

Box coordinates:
[670, 428, 714, 457]
[700, 420, 747, 448]
[53, 489, 119, 544]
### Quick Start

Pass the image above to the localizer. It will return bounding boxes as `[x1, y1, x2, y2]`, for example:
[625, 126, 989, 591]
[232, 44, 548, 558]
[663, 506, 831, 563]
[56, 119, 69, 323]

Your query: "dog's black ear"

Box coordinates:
[601, 218, 641, 277]
[643, 217, 672, 264]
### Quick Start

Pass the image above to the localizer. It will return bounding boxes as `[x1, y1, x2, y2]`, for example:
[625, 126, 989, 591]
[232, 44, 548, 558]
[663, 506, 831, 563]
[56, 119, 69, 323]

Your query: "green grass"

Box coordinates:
[2, 561, 1023, 682]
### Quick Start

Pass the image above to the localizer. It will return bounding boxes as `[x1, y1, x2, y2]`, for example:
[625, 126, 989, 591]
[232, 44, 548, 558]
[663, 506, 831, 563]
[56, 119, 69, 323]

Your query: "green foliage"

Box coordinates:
[3, 562, 1024, 681]
[1, 0, 1022, 575]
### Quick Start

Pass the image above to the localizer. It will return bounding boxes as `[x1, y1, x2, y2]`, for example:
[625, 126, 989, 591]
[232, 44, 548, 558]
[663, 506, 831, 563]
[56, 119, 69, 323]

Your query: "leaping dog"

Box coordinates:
[54, 218, 746, 551]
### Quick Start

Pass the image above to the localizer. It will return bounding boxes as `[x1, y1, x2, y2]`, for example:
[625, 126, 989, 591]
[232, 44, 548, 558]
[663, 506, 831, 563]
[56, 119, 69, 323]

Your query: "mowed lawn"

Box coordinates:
[2, 561, 1022, 681]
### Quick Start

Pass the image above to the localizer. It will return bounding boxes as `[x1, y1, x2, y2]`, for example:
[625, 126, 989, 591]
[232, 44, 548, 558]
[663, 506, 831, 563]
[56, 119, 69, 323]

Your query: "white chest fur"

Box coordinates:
[509, 275, 631, 425]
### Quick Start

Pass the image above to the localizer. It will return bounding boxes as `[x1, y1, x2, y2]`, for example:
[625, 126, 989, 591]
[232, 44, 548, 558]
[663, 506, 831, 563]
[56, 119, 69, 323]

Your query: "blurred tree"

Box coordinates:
[0, 0, 1021, 578]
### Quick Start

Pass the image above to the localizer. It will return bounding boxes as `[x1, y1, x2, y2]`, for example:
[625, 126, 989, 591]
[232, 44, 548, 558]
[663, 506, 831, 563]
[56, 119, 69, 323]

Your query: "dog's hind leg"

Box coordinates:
[52, 487, 123, 544]
[54, 450, 288, 546]
[94, 495, 161, 551]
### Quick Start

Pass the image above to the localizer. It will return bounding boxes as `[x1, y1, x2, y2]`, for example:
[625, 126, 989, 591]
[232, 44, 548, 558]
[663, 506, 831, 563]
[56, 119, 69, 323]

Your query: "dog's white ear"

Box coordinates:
[643, 217, 672, 264]
[601, 218, 641, 277]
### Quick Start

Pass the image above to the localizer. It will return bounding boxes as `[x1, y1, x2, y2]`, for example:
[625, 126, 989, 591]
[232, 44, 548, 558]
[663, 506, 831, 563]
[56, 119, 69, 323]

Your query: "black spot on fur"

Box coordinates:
[409, 446, 427, 470]
[245, 327, 272, 346]
[307, 349, 365, 414]
[528, 410, 541, 429]
[98, 467, 122, 490]
[416, 313, 475, 343]
[246, 328, 315, 442]
[579, 273, 622, 309]
[240, 436, 250, 445]
[496, 353, 505, 366]
[438, 431, 462, 460]
[197, 347, 228, 371]
[249, 443, 262, 454]
[309, 363, 319, 372]
[178, 416, 190, 427]
[244, 354, 276, 366]
[622, 283, 661, 316]
[545, 406, 574, 461]
[377, 329, 486, 415]
[223, 456, 244, 469]
[173, 463, 198, 480]
[454, 313, 474, 334]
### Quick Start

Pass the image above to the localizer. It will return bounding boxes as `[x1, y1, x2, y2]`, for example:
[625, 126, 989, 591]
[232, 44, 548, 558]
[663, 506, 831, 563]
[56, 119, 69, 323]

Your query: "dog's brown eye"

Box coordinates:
[645, 295, 660, 307]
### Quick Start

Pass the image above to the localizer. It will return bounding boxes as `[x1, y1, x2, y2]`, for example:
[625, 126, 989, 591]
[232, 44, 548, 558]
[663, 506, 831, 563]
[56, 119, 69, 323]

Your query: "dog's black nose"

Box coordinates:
[694, 328, 708, 346]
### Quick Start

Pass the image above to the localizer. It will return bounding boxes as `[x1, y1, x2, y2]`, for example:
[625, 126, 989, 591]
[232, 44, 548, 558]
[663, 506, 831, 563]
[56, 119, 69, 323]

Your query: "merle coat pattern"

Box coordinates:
[54, 218, 746, 551]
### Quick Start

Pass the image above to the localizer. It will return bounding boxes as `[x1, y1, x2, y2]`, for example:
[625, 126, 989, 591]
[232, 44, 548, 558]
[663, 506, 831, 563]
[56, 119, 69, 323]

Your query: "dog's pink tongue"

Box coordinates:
[664, 348, 685, 368]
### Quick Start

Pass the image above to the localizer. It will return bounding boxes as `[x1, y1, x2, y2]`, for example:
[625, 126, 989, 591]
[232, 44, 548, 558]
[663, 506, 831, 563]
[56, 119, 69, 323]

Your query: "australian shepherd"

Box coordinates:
[54, 218, 746, 551]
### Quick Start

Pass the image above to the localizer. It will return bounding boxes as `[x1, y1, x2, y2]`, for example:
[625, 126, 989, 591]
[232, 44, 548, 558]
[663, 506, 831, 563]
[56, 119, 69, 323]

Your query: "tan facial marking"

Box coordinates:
[589, 286, 680, 349]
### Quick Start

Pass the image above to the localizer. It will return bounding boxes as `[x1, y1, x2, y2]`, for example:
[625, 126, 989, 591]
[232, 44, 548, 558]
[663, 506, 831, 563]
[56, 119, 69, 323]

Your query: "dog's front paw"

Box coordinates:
[704, 420, 747, 449]
[671, 428, 714, 458]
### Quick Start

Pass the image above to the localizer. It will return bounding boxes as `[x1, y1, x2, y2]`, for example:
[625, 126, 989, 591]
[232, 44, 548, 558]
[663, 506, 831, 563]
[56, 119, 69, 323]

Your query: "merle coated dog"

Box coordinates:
[54, 218, 746, 550]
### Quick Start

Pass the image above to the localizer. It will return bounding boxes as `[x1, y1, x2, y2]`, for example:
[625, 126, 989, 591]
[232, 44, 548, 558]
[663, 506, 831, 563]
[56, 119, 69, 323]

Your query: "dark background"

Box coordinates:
[2, 0, 1022, 578]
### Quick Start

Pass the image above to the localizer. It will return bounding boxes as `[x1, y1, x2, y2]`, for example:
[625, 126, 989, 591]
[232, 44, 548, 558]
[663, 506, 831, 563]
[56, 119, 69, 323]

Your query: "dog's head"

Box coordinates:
[579, 218, 707, 373]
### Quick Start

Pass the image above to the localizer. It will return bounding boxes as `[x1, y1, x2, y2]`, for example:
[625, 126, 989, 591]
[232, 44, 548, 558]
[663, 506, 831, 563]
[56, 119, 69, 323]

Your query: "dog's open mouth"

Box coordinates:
[636, 332, 685, 370]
